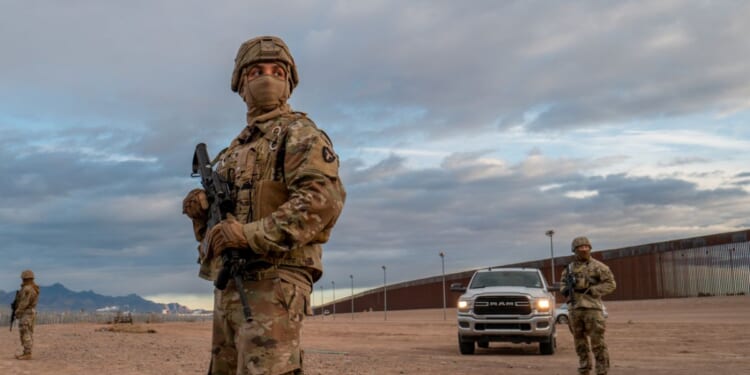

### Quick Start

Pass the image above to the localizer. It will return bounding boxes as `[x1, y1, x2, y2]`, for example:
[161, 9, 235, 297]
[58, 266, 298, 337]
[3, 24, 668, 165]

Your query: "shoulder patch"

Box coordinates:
[322, 146, 337, 163]
[285, 126, 340, 179]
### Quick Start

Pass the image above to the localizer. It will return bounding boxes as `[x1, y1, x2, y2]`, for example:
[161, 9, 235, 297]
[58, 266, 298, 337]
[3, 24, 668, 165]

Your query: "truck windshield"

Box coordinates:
[469, 271, 542, 289]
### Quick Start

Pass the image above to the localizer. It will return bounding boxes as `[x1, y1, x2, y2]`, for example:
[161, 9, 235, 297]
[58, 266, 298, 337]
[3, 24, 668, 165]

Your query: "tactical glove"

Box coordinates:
[205, 216, 250, 258]
[182, 188, 208, 219]
[183, 189, 209, 241]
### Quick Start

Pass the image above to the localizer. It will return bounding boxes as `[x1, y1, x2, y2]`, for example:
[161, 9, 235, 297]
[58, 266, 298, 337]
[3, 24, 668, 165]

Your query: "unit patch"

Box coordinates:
[322, 146, 337, 163]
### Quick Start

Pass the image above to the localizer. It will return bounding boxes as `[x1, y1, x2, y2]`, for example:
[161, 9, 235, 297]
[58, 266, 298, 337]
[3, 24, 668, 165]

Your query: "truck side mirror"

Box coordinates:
[450, 283, 466, 293]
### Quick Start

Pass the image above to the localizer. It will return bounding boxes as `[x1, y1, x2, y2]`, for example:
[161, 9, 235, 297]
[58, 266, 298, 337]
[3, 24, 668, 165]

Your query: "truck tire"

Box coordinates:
[458, 334, 475, 355]
[539, 335, 556, 355]
[557, 315, 568, 325]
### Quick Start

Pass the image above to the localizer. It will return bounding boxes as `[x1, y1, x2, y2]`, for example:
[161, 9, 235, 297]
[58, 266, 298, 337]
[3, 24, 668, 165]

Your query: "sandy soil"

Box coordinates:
[1, 296, 748, 374]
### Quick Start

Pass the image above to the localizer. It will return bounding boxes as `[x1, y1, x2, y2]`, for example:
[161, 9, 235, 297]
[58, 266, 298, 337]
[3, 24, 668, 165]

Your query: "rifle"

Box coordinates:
[9, 290, 19, 331]
[215, 250, 253, 322]
[563, 263, 576, 306]
[192, 143, 253, 322]
[192, 143, 235, 237]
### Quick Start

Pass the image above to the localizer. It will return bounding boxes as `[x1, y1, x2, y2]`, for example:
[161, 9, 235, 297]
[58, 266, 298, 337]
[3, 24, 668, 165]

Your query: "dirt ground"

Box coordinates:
[1, 296, 748, 374]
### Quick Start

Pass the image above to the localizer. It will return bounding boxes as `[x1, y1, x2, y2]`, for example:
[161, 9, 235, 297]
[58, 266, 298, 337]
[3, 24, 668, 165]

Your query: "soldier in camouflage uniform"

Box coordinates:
[14, 269, 40, 360]
[560, 237, 616, 375]
[183, 36, 346, 375]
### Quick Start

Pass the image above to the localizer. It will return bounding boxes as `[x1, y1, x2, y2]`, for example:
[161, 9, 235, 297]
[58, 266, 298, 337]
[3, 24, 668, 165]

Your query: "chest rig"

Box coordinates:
[571, 261, 602, 291]
[571, 262, 590, 291]
[213, 112, 323, 281]
[216, 113, 302, 225]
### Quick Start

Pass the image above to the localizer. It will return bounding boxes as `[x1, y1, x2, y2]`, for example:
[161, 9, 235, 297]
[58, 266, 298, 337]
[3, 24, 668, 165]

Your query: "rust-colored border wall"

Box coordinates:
[315, 229, 750, 314]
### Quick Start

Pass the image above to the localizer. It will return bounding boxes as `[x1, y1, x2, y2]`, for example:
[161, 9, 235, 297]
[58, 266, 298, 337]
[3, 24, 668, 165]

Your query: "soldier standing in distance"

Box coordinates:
[14, 269, 40, 360]
[560, 237, 616, 375]
[183, 36, 346, 375]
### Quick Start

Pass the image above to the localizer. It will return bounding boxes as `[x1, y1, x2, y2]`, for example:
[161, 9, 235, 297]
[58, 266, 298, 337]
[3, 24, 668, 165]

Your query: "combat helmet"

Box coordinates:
[231, 36, 299, 94]
[571, 236, 592, 253]
[20, 269, 34, 280]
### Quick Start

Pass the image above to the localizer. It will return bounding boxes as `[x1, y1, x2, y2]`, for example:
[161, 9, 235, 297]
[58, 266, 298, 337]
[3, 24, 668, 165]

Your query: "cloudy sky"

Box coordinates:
[1, 1, 749, 310]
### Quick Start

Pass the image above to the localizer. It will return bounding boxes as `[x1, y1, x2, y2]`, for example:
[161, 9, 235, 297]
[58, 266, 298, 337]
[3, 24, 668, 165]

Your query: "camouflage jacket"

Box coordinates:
[560, 257, 616, 310]
[200, 105, 346, 283]
[15, 282, 40, 314]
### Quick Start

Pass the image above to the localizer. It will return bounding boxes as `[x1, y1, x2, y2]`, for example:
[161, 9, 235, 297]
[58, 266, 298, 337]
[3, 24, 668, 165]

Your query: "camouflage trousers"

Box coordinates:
[18, 310, 36, 354]
[211, 270, 311, 375]
[569, 308, 609, 375]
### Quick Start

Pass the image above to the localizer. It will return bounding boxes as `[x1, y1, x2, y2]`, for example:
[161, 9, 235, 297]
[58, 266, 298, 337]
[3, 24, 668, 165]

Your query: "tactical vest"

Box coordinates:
[211, 112, 327, 282]
[566, 258, 612, 310]
[17, 284, 39, 313]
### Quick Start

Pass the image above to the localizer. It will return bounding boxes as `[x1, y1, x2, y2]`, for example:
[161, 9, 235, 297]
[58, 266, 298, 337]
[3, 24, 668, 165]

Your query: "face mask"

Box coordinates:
[241, 76, 290, 112]
[575, 249, 591, 262]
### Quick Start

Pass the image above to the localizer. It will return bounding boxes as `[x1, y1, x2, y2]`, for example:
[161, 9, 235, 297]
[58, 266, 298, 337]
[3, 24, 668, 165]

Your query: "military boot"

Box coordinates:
[595, 354, 609, 374]
[578, 357, 591, 374]
[15, 353, 32, 360]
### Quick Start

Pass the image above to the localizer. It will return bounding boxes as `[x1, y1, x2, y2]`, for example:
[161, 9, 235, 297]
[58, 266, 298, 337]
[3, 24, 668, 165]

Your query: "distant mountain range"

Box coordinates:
[0, 283, 198, 314]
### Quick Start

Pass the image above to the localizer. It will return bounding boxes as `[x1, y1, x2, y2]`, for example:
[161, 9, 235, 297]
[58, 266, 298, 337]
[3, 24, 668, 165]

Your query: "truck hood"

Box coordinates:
[461, 286, 550, 299]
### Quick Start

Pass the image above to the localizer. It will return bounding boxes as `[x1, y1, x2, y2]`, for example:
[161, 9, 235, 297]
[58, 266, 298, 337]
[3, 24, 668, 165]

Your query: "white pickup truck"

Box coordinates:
[451, 267, 558, 355]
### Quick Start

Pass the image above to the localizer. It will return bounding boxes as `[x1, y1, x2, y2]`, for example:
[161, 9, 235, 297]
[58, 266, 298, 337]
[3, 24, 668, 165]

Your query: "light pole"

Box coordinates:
[382, 265, 387, 321]
[545, 230, 556, 284]
[729, 248, 737, 295]
[350, 274, 354, 320]
[331, 280, 336, 320]
[439, 251, 446, 320]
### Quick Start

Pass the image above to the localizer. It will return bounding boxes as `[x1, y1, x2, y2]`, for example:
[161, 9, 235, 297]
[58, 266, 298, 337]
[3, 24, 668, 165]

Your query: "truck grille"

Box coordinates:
[474, 296, 531, 315]
[475, 323, 531, 331]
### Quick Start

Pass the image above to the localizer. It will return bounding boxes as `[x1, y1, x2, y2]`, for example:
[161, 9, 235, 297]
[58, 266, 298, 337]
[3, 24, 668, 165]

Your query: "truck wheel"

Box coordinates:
[539, 335, 556, 355]
[557, 315, 568, 325]
[458, 335, 475, 355]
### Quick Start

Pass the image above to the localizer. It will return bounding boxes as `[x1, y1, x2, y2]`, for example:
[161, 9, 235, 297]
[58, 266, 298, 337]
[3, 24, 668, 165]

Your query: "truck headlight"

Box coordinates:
[536, 298, 550, 312]
[457, 300, 471, 313]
